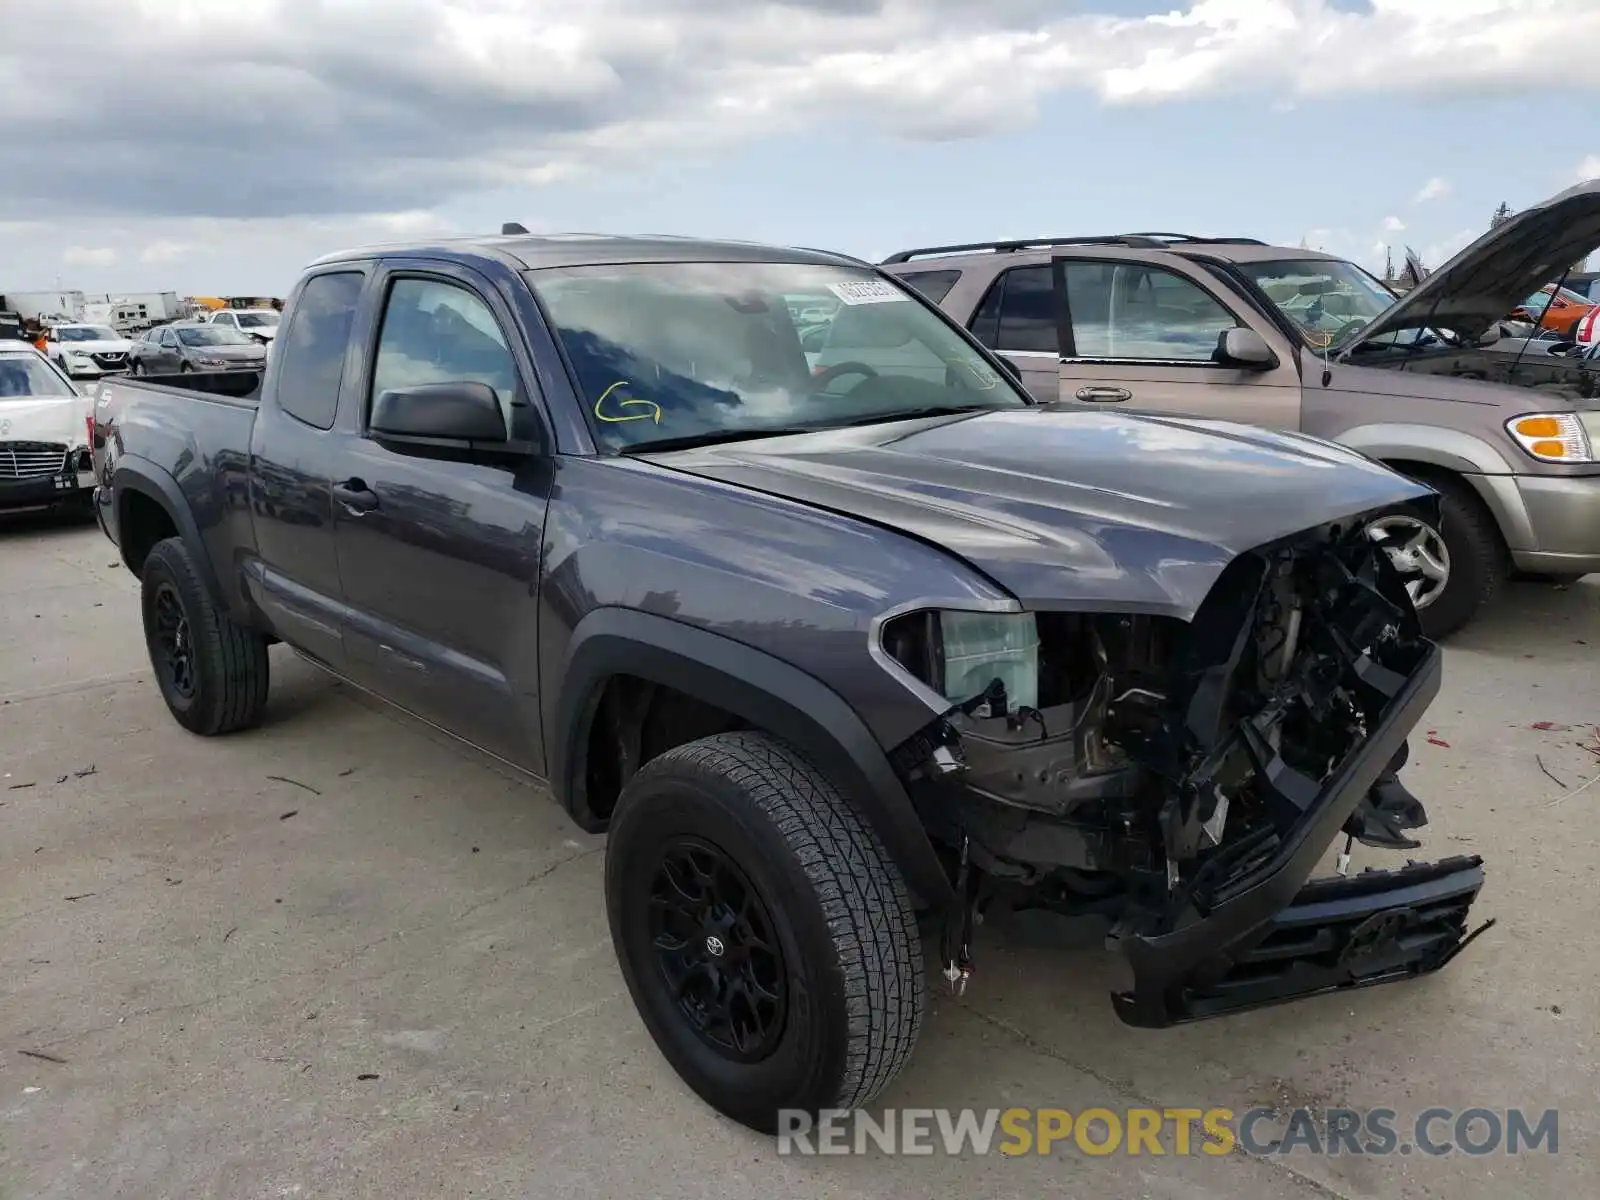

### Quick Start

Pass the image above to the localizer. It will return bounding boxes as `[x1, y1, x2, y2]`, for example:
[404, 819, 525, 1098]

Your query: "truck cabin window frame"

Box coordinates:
[367, 276, 524, 439]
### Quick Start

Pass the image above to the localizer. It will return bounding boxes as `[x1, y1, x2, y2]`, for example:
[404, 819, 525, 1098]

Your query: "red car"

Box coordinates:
[1512, 282, 1597, 337]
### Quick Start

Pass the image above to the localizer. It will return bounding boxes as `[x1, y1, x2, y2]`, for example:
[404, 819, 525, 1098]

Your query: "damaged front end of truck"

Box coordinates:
[881, 503, 1492, 1026]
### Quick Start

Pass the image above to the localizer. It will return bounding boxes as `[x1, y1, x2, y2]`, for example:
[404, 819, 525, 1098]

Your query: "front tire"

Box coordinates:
[1369, 474, 1507, 639]
[140, 537, 270, 735]
[605, 731, 925, 1133]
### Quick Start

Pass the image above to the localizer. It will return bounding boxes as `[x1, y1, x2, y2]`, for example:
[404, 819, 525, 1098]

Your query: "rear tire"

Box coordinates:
[605, 731, 925, 1133]
[140, 536, 270, 735]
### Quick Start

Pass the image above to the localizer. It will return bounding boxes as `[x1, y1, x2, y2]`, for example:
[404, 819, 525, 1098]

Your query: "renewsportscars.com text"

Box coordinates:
[776, 1106, 1559, 1158]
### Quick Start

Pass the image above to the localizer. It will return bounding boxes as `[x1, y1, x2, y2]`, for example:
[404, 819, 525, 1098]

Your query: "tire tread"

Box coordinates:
[636, 731, 925, 1111]
[143, 537, 269, 735]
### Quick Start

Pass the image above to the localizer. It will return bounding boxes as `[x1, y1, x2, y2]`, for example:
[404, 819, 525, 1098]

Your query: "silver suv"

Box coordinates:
[876, 181, 1600, 637]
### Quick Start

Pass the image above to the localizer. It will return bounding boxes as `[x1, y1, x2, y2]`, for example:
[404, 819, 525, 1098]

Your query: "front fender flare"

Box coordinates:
[551, 606, 954, 905]
[1335, 423, 1516, 476]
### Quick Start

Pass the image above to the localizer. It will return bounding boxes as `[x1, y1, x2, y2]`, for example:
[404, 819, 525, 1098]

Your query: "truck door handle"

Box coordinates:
[1075, 386, 1132, 403]
[333, 479, 379, 514]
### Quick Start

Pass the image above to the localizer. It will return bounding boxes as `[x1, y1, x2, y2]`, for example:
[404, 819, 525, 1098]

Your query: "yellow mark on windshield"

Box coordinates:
[594, 380, 662, 424]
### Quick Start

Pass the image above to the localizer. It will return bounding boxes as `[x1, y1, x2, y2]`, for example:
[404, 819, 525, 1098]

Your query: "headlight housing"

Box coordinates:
[879, 608, 1039, 712]
[1505, 412, 1597, 463]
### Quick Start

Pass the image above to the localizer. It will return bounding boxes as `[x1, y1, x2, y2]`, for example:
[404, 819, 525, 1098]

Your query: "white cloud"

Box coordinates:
[1, 0, 1598, 224]
[62, 246, 117, 267]
[1578, 154, 1600, 182]
[139, 240, 192, 264]
[1420, 228, 1477, 268]
[1413, 177, 1451, 204]
[1382, 215, 1406, 232]
[4, 210, 466, 293]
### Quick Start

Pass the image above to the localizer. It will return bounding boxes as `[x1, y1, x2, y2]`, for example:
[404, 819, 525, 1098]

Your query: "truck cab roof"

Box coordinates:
[308, 232, 869, 272]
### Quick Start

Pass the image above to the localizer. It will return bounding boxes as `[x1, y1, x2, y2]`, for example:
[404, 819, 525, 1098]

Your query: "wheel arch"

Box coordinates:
[111, 456, 225, 604]
[551, 606, 954, 905]
[1335, 424, 1527, 551]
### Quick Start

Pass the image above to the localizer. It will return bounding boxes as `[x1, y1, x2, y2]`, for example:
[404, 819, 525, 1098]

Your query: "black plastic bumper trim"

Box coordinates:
[1109, 641, 1489, 1026]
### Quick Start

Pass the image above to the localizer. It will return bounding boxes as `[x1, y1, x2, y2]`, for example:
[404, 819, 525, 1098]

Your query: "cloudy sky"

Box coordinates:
[3, 0, 1597, 297]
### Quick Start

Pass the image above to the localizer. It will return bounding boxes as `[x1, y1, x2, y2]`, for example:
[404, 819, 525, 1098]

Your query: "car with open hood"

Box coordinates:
[203, 307, 280, 343]
[88, 231, 1488, 1134]
[881, 179, 1600, 637]
[0, 343, 95, 513]
[1513, 282, 1597, 337]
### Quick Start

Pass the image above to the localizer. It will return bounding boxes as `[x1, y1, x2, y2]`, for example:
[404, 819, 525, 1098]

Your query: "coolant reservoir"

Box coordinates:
[939, 611, 1039, 712]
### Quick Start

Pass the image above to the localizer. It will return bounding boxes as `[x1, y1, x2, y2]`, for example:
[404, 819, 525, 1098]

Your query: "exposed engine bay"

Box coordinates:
[1351, 340, 1598, 400]
[883, 505, 1492, 1024]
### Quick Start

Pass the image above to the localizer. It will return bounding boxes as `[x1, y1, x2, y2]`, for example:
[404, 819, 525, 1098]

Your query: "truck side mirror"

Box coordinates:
[371, 381, 508, 444]
[1214, 327, 1276, 369]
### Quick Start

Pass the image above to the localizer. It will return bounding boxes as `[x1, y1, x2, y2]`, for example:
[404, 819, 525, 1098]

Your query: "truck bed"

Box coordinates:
[112, 370, 262, 404]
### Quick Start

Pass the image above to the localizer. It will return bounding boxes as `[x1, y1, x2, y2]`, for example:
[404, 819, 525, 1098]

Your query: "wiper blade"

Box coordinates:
[833, 404, 994, 428]
[617, 427, 819, 454]
[617, 405, 997, 453]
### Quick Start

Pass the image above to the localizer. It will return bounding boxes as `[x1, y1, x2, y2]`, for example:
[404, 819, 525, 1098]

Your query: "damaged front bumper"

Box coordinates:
[884, 511, 1493, 1027]
[1109, 641, 1490, 1026]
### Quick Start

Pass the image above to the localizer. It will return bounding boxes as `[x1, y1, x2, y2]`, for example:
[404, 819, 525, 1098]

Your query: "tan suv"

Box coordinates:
[875, 181, 1600, 637]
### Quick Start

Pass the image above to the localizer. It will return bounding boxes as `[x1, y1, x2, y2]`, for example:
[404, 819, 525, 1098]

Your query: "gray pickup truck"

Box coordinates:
[90, 231, 1487, 1132]
[879, 180, 1600, 637]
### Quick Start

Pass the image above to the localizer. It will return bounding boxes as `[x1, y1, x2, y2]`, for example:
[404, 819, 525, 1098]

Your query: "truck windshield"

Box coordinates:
[0, 354, 76, 398]
[528, 261, 1028, 452]
[177, 326, 254, 346]
[1237, 259, 1404, 350]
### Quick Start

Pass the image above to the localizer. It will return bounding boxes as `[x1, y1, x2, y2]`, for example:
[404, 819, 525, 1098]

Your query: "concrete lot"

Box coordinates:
[1, 510, 1595, 1199]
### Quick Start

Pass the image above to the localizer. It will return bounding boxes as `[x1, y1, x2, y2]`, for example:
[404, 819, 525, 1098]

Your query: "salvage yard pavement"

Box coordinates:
[1, 511, 1596, 1199]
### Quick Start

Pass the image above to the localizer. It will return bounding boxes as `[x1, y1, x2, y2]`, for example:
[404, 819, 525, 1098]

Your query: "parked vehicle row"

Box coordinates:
[91, 220, 1500, 1134]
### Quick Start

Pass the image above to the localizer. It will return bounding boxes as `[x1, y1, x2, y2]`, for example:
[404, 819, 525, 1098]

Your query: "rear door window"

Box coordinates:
[894, 270, 962, 304]
[969, 266, 1057, 354]
[274, 271, 364, 429]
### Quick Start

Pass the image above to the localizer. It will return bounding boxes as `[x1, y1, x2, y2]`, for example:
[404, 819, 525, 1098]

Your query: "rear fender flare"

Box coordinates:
[551, 606, 954, 905]
[111, 455, 225, 605]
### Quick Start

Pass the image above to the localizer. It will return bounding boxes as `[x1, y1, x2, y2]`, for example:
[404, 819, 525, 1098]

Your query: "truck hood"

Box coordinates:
[0, 395, 90, 447]
[1352, 177, 1600, 347]
[642, 409, 1432, 619]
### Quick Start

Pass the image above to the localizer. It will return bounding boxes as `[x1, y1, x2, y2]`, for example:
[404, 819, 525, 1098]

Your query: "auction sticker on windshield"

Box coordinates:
[829, 280, 911, 305]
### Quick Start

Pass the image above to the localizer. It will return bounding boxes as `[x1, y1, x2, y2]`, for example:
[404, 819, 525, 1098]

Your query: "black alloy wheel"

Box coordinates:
[648, 836, 787, 1062]
[150, 580, 196, 700]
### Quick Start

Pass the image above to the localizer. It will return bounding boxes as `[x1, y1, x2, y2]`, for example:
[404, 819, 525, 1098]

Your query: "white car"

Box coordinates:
[0, 344, 95, 514]
[43, 323, 135, 379]
[205, 308, 280, 343]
